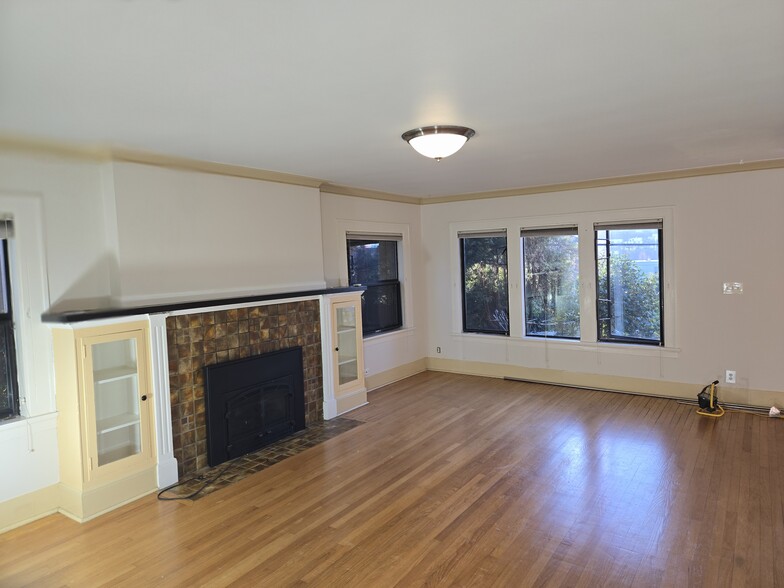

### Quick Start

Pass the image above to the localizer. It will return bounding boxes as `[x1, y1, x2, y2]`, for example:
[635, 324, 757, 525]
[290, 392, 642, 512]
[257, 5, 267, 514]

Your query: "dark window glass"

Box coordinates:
[596, 226, 663, 345]
[0, 240, 19, 418]
[460, 234, 509, 335]
[347, 239, 402, 335]
[522, 229, 580, 339]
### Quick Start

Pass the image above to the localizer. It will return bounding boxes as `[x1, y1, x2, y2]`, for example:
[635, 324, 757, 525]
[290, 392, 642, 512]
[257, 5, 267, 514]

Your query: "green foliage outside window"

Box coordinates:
[462, 236, 509, 334]
[523, 233, 580, 338]
[596, 228, 662, 344]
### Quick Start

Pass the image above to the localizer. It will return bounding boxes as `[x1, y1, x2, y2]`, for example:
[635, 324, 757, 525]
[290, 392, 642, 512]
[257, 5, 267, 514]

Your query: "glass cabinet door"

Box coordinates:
[85, 332, 147, 468]
[335, 304, 359, 387]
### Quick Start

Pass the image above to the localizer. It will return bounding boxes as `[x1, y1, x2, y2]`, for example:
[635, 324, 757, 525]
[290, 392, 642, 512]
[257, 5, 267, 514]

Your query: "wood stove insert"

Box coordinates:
[204, 346, 305, 467]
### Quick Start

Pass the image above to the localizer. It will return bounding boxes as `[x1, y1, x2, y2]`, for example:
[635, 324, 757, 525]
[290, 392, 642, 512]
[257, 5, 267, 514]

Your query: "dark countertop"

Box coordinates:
[42, 287, 364, 324]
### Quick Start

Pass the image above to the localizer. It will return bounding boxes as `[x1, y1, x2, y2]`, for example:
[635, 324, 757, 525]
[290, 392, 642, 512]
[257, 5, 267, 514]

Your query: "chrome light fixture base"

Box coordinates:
[402, 125, 476, 161]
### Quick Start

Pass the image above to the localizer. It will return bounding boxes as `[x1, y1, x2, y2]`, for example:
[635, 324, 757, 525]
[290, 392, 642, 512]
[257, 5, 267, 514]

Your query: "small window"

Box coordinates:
[0, 237, 19, 418]
[522, 226, 580, 339]
[460, 231, 509, 335]
[595, 221, 663, 345]
[347, 237, 403, 335]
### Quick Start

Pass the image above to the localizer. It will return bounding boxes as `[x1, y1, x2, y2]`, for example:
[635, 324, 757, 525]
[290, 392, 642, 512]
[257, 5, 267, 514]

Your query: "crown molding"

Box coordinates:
[319, 183, 421, 205]
[0, 134, 113, 161]
[0, 134, 323, 189]
[2, 134, 782, 204]
[420, 159, 784, 204]
[110, 148, 323, 188]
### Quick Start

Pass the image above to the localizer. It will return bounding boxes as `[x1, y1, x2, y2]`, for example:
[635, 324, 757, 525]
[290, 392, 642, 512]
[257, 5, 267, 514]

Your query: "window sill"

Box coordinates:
[0, 411, 58, 432]
[452, 332, 680, 358]
[363, 326, 415, 345]
[0, 414, 26, 427]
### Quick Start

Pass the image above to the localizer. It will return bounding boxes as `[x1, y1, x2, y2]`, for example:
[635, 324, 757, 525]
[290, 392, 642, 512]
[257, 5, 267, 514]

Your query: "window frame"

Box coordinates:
[521, 225, 581, 341]
[459, 230, 510, 336]
[450, 207, 674, 351]
[0, 239, 19, 419]
[594, 222, 664, 346]
[346, 236, 403, 336]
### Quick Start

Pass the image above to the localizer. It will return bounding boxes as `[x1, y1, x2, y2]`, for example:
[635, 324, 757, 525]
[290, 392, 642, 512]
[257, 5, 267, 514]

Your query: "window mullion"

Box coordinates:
[578, 224, 597, 343]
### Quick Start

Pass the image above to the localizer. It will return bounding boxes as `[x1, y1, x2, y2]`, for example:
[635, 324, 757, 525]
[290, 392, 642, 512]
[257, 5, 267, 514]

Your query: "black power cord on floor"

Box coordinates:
[157, 463, 232, 501]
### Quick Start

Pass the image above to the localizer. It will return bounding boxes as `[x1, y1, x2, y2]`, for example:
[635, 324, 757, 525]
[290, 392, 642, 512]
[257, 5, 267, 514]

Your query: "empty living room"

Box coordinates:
[1, 1, 783, 586]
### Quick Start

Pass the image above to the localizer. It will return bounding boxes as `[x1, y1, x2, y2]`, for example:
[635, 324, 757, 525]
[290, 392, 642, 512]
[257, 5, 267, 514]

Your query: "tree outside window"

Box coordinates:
[595, 223, 663, 345]
[522, 227, 580, 339]
[460, 232, 509, 335]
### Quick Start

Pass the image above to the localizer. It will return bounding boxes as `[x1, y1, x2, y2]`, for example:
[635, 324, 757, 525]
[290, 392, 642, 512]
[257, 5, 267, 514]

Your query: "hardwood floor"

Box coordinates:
[3, 371, 783, 587]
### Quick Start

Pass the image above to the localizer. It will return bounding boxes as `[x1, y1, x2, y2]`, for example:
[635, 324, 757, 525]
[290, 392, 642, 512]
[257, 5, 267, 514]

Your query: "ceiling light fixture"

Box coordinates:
[401, 125, 476, 161]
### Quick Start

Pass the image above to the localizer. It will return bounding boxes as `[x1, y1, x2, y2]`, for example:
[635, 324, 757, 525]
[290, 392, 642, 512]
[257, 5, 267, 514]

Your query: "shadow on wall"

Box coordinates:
[46, 253, 120, 313]
[114, 261, 327, 305]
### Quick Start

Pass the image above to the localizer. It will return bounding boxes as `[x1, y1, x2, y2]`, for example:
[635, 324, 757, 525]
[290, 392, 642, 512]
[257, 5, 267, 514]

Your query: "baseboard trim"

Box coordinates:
[0, 484, 60, 534]
[58, 467, 158, 523]
[335, 389, 368, 416]
[425, 357, 784, 408]
[366, 359, 427, 391]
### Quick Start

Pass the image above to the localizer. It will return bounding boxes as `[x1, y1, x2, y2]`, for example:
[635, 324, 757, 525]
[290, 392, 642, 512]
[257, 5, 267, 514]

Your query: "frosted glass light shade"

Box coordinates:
[402, 125, 475, 161]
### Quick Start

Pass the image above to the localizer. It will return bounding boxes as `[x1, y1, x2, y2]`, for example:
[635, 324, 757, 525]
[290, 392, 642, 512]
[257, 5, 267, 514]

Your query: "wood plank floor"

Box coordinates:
[2, 371, 783, 587]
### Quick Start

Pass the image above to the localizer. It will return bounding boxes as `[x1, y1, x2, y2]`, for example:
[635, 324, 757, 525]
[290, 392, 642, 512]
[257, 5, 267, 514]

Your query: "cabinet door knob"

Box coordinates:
[141, 395, 148, 401]
[335, 347, 339, 351]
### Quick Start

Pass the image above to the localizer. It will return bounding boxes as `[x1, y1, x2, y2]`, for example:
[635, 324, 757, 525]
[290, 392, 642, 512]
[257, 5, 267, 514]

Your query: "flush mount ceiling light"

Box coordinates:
[401, 125, 476, 161]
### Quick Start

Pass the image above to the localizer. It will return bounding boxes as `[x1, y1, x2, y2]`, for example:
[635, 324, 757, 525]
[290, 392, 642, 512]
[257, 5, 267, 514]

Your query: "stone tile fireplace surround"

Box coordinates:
[165, 300, 323, 477]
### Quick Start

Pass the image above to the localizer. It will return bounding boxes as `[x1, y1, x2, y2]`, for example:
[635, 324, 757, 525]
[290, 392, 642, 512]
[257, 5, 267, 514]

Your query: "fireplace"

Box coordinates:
[166, 300, 323, 477]
[204, 347, 306, 467]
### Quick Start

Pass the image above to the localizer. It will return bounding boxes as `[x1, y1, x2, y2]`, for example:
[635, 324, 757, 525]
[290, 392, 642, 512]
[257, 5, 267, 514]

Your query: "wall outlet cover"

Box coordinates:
[723, 282, 743, 295]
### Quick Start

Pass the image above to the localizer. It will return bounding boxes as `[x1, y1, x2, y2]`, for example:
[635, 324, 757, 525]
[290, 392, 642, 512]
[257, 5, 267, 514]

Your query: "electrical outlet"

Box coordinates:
[725, 370, 736, 384]
[436, 346, 441, 354]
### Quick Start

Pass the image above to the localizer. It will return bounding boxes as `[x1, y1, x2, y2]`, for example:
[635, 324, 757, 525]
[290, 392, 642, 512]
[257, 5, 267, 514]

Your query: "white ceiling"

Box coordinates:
[1, 1, 783, 198]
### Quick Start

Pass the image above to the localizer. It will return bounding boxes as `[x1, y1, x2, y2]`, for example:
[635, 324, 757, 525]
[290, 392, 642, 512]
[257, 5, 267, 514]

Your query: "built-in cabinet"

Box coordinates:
[322, 292, 367, 418]
[53, 320, 157, 521]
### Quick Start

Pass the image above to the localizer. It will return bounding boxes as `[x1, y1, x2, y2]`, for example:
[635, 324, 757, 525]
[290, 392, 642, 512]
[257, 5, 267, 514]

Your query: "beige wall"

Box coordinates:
[320, 192, 426, 383]
[112, 162, 326, 302]
[421, 168, 784, 405]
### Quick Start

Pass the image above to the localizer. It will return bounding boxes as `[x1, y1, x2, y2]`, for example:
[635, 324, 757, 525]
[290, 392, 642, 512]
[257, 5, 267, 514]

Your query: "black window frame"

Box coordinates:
[346, 237, 403, 336]
[0, 239, 19, 419]
[595, 222, 664, 346]
[521, 226, 581, 340]
[459, 232, 510, 336]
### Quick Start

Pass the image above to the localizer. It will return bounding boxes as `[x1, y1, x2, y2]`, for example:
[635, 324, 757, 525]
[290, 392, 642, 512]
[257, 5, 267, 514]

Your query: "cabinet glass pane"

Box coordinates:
[336, 306, 358, 386]
[92, 338, 142, 466]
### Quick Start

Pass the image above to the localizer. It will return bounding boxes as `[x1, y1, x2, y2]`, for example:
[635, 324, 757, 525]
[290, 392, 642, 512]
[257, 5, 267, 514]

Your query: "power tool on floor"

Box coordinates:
[696, 379, 724, 418]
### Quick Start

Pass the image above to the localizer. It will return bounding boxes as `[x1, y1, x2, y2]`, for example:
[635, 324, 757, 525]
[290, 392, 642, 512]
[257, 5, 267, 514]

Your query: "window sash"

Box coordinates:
[522, 229, 580, 340]
[346, 236, 402, 335]
[361, 282, 402, 335]
[0, 239, 18, 418]
[595, 225, 663, 346]
[460, 233, 509, 335]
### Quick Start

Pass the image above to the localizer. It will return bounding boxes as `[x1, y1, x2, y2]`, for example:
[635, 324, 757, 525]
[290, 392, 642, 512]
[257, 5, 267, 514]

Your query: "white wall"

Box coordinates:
[320, 193, 426, 381]
[421, 169, 784, 405]
[0, 153, 330, 507]
[0, 152, 112, 503]
[112, 162, 326, 301]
